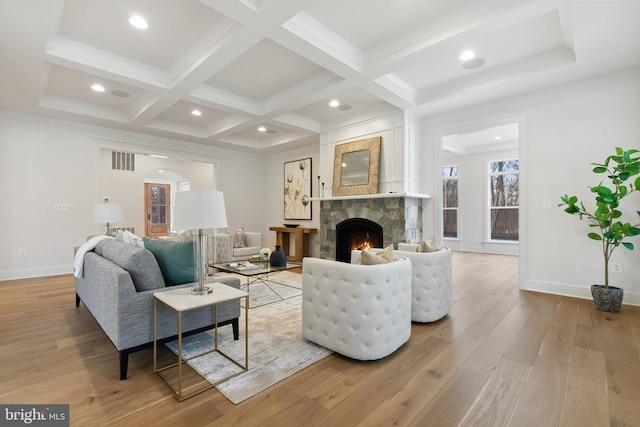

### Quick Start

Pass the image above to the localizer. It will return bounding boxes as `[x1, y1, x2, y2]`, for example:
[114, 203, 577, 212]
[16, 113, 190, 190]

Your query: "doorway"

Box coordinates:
[144, 183, 170, 238]
[440, 122, 521, 256]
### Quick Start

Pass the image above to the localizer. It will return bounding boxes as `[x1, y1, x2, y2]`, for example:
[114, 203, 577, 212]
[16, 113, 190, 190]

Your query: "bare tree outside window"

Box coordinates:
[489, 159, 519, 240]
[443, 166, 458, 238]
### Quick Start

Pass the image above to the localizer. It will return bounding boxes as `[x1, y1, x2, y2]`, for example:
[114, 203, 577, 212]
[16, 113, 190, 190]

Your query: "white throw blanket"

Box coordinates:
[73, 235, 114, 278]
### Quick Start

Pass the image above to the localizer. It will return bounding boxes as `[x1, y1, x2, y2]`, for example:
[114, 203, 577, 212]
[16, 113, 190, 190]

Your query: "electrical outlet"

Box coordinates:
[611, 262, 622, 273]
[18, 249, 27, 257]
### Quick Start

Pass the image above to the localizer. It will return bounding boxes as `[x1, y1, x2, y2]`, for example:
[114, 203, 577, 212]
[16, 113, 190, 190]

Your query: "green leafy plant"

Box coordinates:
[559, 147, 640, 288]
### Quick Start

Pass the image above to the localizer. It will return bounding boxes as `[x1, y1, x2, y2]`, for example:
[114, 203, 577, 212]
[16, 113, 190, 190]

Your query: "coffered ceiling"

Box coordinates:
[1, 0, 639, 154]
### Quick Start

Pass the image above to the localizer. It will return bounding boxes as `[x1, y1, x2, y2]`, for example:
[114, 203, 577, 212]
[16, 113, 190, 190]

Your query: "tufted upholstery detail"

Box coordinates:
[301, 255, 412, 360]
[207, 232, 263, 263]
[397, 243, 453, 323]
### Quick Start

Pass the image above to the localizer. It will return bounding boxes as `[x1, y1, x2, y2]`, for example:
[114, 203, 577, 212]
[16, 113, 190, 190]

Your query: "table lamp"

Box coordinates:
[173, 190, 228, 295]
[92, 197, 124, 236]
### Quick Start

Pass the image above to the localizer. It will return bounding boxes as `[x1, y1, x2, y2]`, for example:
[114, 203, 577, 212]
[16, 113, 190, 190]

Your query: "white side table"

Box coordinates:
[153, 282, 249, 401]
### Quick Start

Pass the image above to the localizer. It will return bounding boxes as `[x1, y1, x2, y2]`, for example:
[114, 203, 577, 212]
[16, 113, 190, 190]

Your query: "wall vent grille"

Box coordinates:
[112, 151, 135, 171]
[112, 227, 136, 234]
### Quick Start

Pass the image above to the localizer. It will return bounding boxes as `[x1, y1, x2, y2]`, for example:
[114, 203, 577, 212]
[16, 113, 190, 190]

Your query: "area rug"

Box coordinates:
[226, 270, 304, 308]
[166, 276, 332, 404]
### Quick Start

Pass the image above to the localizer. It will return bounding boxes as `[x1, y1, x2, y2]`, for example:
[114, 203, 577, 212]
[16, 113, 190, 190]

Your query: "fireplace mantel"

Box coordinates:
[307, 192, 430, 202]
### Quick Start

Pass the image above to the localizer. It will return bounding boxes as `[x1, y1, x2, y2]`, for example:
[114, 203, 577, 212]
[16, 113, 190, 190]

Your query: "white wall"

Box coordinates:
[0, 112, 97, 279]
[218, 151, 268, 236]
[0, 109, 268, 280]
[265, 145, 320, 255]
[422, 66, 640, 305]
[100, 150, 215, 234]
[319, 112, 418, 195]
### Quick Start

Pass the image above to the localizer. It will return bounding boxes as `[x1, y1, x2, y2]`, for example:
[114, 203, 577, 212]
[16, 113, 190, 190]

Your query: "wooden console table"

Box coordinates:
[269, 227, 317, 262]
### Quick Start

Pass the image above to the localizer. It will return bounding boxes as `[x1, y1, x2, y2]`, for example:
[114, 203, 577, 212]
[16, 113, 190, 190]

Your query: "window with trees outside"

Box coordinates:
[442, 166, 458, 238]
[489, 159, 519, 241]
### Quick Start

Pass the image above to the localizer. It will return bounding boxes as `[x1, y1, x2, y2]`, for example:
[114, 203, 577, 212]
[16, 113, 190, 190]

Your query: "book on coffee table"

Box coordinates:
[236, 263, 260, 271]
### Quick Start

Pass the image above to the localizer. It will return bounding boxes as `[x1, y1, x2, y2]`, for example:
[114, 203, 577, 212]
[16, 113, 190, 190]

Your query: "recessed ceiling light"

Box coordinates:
[329, 100, 340, 108]
[129, 15, 149, 29]
[459, 50, 475, 61]
[191, 109, 202, 117]
[494, 136, 503, 140]
[91, 84, 105, 93]
[258, 126, 266, 132]
[150, 154, 168, 159]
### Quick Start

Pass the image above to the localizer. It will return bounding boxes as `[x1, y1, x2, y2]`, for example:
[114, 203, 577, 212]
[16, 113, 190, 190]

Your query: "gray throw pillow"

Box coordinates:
[95, 239, 165, 291]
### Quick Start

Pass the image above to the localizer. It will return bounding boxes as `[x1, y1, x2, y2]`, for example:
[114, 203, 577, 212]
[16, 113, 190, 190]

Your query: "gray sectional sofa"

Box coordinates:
[74, 238, 240, 380]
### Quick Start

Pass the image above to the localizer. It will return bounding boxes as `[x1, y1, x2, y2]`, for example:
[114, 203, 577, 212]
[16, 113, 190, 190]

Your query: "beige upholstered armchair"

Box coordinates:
[207, 232, 263, 263]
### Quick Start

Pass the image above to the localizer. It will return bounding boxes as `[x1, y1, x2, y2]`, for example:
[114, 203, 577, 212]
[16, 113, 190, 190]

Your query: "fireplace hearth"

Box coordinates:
[335, 218, 383, 262]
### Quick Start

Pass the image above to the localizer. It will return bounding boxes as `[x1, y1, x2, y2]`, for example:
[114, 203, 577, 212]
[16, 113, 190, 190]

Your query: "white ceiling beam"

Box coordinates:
[415, 46, 575, 106]
[281, 12, 363, 74]
[188, 86, 262, 116]
[272, 113, 320, 133]
[365, 0, 558, 80]
[38, 95, 129, 123]
[45, 37, 171, 90]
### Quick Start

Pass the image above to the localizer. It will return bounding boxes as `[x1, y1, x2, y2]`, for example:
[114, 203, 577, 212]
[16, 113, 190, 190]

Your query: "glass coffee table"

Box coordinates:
[209, 259, 302, 307]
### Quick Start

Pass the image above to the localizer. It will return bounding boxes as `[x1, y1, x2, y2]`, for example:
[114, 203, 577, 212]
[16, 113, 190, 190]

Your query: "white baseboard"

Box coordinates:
[522, 279, 640, 307]
[459, 245, 484, 252]
[0, 265, 73, 281]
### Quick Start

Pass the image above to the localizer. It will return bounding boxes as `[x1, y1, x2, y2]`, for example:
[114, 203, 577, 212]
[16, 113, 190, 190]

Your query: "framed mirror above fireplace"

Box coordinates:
[332, 136, 381, 196]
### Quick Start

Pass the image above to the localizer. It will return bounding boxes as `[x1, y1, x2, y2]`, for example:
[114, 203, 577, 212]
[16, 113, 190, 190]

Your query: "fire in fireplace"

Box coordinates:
[335, 218, 383, 262]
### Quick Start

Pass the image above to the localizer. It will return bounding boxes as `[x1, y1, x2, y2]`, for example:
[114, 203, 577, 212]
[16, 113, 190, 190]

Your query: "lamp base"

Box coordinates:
[190, 286, 213, 296]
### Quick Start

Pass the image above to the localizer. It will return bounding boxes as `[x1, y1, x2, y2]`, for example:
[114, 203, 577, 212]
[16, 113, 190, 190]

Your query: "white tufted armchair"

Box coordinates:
[301, 254, 412, 360]
[397, 243, 453, 323]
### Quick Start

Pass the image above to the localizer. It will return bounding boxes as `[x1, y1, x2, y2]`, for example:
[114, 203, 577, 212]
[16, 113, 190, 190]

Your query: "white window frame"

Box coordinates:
[442, 165, 459, 239]
[488, 158, 519, 242]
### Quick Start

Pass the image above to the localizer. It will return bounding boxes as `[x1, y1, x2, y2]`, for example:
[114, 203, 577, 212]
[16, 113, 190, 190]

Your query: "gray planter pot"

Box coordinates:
[591, 284, 623, 313]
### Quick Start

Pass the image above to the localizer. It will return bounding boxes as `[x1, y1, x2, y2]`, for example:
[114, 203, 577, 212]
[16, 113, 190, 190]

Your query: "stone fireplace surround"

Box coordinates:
[315, 193, 429, 260]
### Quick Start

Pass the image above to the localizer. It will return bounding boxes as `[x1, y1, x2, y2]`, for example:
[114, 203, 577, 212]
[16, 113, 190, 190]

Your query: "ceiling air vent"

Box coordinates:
[112, 151, 135, 171]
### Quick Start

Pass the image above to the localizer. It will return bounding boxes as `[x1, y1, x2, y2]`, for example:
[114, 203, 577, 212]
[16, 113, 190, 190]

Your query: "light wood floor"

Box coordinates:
[1, 252, 639, 426]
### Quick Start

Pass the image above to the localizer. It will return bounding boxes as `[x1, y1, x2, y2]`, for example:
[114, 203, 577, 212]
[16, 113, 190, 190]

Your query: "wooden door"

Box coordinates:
[144, 183, 170, 238]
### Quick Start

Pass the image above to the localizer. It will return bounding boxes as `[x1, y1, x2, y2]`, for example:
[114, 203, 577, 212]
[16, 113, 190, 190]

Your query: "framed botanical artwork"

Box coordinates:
[284, 158, 312, 220]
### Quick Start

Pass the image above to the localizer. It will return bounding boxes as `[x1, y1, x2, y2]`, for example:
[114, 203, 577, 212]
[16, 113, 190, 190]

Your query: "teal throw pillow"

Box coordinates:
[143, 238, 197, 286]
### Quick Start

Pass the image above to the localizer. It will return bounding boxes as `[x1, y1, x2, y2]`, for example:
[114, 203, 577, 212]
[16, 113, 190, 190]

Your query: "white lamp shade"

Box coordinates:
[92, 202, 124, 224]
[173, 190, 228, 230]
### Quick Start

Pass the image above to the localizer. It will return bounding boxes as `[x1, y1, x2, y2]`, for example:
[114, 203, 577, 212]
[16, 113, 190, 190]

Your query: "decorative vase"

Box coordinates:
[270, 245, 286, 267]
[591, 284, 623, 313]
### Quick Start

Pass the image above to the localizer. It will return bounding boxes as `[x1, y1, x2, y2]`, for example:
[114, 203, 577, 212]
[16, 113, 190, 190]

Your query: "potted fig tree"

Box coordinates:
[559, 147, 640, 312]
